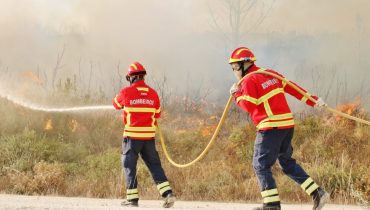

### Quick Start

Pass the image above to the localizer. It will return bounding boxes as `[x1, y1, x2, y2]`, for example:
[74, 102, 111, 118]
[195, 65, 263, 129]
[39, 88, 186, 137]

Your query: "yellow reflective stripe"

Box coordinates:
[157, 181, 170, 189]
[114, 96, 122, 109]
[127, 193, 139, 200]
[256, 113, 293, 128]
[269, 113, 293, 120]
[300, 93, 311, 103]
[159, 186, 172, 195]
[301, 96, 308, 103]
[257, 118, 269, 126]
[257, 119, 295, 129]
[282, 80, 287, 88]
[126, 112, 131, 127]
[257, 88, 284, 105]
[124, 107, 156, 113]
[263, 195, 280, 203]
[127, 189, 138, 194]
[261, 188, 278, 197]
[123, 131, 156, 138]
[157, 181, 171, 195]
[301, 177, 314, 190]
[229, 58, 243, 63]
[126, 188, 139, 200]
[136, 87, 149, 92]
[155, 108, 161, 113]
[124, 126, 157, 132]
[306, 183, 319, 195]
[151, 113, 156, 127]
[236, 95, 258, 104]
[123, 107, 157, 129]
[264, 101, 273, 117]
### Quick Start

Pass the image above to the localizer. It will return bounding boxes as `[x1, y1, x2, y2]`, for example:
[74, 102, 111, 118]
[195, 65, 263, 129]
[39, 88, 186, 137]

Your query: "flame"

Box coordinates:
[44, 119, 53, 130]
[70, 119, 79, 132]
[201, 125, 217, 137]
[336, 98, 361, 117]
[333, 98, 363, 127]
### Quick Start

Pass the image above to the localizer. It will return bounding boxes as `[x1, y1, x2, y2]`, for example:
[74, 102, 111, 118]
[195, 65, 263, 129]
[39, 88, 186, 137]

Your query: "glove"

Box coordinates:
[315, 97, 327, 108]
[229, 83, 239, 95]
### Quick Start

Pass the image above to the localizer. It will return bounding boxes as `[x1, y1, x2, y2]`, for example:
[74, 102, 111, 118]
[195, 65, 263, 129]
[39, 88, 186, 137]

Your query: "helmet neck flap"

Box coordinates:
[126, 74, 145, 85]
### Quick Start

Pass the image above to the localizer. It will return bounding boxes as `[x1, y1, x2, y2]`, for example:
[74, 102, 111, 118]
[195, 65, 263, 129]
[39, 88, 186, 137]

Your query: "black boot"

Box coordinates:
[162, 192, 175, 208]
[121, 199, 139, 207]
[252, 204, 281, 210]
[312, 188, 329, 210]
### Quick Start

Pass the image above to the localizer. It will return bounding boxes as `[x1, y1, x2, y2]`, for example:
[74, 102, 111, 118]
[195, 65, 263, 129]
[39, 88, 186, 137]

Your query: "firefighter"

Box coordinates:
[228, 47, 329, 210]
[113, 62, 175, 208]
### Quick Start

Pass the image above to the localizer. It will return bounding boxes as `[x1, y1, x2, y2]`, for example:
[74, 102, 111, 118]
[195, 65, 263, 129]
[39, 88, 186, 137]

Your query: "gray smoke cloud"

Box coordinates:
[1, 0, 369, 109]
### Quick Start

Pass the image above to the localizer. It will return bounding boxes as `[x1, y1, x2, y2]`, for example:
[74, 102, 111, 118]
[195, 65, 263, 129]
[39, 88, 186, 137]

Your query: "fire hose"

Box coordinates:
[158, 70, 370, 168]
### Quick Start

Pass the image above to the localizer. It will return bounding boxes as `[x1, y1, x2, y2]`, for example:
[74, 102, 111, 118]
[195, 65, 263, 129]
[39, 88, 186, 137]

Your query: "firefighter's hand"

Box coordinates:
[229, 83, 239, 95]
[315, 97, 327, 108]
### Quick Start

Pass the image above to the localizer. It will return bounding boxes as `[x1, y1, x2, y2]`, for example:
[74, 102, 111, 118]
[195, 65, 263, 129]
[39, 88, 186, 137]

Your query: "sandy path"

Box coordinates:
[0, 194, 367, 210]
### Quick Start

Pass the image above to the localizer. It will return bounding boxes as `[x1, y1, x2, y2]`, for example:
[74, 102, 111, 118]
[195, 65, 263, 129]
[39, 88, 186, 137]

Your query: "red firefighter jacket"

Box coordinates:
[113, 80, 161, 139]
[233, 65, 318, 130]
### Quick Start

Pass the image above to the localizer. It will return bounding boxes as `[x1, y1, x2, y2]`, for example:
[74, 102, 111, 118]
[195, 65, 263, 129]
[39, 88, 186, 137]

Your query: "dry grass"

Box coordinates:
[0, 96, 369, 206]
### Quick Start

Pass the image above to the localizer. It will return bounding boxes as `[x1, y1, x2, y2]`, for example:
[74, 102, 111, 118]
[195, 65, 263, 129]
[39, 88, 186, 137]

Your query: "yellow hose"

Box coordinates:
[157, 96, 233, 168]
[158, 70, 370, 168]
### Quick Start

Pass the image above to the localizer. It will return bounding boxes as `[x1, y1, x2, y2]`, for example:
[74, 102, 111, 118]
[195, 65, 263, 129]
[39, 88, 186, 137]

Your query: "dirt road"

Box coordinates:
[0, 194, 366, 210]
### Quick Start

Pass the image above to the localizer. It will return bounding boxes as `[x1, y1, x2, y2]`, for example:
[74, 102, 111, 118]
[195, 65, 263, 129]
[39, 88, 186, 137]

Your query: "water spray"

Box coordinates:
[0, 91, 113, 113]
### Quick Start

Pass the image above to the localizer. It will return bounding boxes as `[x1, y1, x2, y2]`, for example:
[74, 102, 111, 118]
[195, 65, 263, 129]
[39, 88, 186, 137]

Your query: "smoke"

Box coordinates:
[1, 0, 370, 109]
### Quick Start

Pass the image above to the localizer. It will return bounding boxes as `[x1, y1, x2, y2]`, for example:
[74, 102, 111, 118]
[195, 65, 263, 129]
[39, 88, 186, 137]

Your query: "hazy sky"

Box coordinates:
[1, 0, 370, 108]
